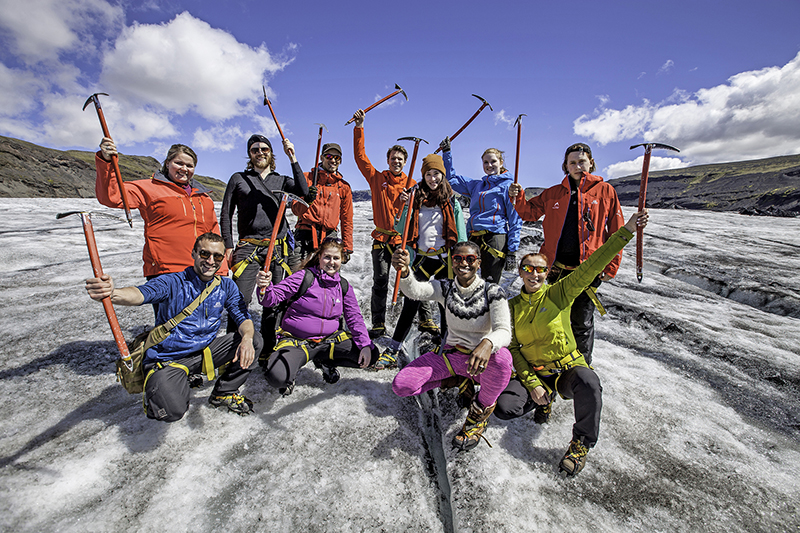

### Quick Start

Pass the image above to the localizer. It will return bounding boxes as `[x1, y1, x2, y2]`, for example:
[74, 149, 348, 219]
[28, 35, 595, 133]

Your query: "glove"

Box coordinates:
[504, 253, 517, 272]
[342, 251, 351, 264]
[305, 185, 318, 205]
[439, 137, 451, 153]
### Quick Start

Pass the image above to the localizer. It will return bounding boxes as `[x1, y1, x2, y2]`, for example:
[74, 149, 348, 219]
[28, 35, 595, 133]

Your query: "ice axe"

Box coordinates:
[83, 93, 134, 228]
[513, 114, 526, 188]
[390, 137, 428, 305]
[259, 191, 309, 296]
[345, 84, 408, 125]
[310, 123, 328, 249]
[435, 94, 493, 153]
[56, 210, 131, 365]
[263, 85, 287, 142]
[629, 142, 680, 282]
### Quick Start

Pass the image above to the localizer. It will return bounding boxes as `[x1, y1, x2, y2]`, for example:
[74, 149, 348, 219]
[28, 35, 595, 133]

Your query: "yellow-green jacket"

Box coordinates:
[508, 227, 634, 392]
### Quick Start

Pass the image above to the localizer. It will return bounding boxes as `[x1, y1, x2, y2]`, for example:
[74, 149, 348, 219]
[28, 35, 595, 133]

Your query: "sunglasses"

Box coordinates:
[520, 264, 548, 274]
[452, 254, 479, 265]
[197, 249, 225, 263]
[324, 154, 342, 162]
[250, 147, 270, 154]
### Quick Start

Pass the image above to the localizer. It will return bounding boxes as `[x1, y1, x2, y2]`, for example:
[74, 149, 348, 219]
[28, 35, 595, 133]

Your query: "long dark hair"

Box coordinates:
[414, 173, 454, 211]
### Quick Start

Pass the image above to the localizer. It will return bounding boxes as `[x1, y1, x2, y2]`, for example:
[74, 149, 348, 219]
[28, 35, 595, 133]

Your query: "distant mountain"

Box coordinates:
[0, 135, 226, 200]
[607, 154, 800, 216]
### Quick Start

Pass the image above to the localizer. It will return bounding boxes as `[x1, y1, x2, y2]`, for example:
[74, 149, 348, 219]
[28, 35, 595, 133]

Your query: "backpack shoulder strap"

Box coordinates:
[164, 276, 221, 331]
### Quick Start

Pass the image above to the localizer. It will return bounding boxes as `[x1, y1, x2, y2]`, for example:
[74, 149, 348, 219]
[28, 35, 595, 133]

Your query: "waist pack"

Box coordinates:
[115, 276, 222, 394]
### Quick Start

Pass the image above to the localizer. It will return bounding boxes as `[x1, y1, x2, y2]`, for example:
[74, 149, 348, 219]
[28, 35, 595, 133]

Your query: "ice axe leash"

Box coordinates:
[345, 84, 408, 125]
[435, 94, 492, 153]
[392, 188, 416, 306]
[83, 93, 133, 228]
[629, 142, 680, 282]
[56, 211, 131, 365]
[513, 114, 526, 203]
[263, 85, 287, 142]
[259, 191, 309, 297]
[310, 123, 328, 249]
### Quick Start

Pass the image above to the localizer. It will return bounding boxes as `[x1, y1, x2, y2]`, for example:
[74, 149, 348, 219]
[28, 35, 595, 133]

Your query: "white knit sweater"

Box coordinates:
[400, 273, 511, 352]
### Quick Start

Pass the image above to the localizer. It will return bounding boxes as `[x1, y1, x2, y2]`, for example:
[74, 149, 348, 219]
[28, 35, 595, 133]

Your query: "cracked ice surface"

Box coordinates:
[0, 199, 799, 532]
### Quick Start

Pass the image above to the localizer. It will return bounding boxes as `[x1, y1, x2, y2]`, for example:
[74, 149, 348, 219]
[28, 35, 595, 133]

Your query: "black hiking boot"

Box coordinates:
[314, 361, 340, 384]
[368, 323, 386, 339]
[279, 380, 295, 397]
[208, 392, 254, 416]
[533, 401, 552, 424]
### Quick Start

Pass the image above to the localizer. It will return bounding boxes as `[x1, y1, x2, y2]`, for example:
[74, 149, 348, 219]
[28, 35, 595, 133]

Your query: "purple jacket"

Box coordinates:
[257, 266, 372, 349]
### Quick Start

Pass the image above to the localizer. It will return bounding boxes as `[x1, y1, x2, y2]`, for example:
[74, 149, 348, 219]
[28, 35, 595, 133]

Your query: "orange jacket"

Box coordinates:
[353, 127, 415, 245]
[515, 173, 624, 278]
[291, 167, 354, 252]
[94, 154, 227, 277]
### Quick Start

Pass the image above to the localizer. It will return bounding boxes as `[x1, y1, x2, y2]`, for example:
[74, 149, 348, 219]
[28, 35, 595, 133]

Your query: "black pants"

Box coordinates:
[391, 255, 445, 343]
[265, 338, 379, 389]
[227, 242, 287, 354]
[495, 367, 602, 446]
[143, 331, 264, 422]
[470, 232, 507, 284]
[370, 240, 394, 327]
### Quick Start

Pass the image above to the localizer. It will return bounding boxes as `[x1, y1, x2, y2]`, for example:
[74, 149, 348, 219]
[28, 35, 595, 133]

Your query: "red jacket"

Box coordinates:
[291, 167, 355, 252]
[353, 127, 415, 245]
[515, 173, 624, 278]
[94, 154, 227, 277]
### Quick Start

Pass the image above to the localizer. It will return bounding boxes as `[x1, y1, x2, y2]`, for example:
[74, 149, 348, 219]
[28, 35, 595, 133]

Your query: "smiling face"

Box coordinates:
[519, 254, 549, 294]
[424, 169, 443, 191]
[318, 244, 342, 275]
[452, 243, 481, 287]
[482, 152, 503, 176]
[191, 239, 225, 281]
[167, 153, 195, 185]
[322, 152, 341, 173]
[565, 150, 595, 183]
[387, 150, 406, 176]
[249, 142, 273, 171]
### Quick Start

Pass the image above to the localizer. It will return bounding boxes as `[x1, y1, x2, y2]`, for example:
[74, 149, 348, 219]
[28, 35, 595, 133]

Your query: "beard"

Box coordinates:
[252, 156, 271, 171]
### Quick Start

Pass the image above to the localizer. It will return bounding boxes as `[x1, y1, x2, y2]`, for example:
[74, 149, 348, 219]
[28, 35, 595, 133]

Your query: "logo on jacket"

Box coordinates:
[553, 202, 560, 210]
[213, 302, 222, 308]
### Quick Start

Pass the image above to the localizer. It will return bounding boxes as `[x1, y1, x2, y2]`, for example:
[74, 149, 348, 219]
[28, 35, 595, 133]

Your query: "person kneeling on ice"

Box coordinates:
[390, 241, 513, 451]
[85, 233, 263, 421]
[256, 238, 379, 396]
[495, 210, 649, 476]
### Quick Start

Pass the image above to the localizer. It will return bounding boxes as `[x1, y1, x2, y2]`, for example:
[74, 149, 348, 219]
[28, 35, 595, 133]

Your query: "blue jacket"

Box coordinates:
[443, 150, 523, 252]
[137, 268, 251, 362]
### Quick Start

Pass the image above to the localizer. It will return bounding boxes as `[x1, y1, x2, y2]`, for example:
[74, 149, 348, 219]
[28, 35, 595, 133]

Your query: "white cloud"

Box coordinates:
[605, 155, 688, 179]
[193, 125, 244, 152]
[574, 51, 800, 164]
[0, 63, 43, 115]
[0, 0, 122, 62]
[657, 59, 674, 75]
[100, 12, 295, 122]
[493, 109, 515, 129]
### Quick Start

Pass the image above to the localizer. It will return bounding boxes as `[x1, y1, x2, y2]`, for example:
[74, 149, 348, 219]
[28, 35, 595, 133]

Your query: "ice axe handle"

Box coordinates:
[392, 189, 416, 305]
[79, 213, 130, 359]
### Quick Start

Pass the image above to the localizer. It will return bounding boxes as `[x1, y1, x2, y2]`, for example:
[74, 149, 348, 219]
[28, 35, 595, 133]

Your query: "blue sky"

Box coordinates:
[1, 0, 799, 190]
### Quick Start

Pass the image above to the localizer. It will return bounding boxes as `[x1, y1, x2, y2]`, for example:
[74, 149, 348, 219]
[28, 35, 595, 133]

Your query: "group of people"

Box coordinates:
[85, 108, 645, 476]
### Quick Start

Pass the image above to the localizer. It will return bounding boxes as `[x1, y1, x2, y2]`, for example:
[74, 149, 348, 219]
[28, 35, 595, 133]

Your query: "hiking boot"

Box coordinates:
[559, 439, 589, 476]
[452, 400, 496, 451]
[314, 361, 340, 384]
[368, 324, 386, 339]
[187, 373, 204, 388]
[208, 392, 254, 416]
[418, 319, 441, 337]
[279, 380, 295, 397]
[372, 348, 398, 371]
[533, 401, 552, 424]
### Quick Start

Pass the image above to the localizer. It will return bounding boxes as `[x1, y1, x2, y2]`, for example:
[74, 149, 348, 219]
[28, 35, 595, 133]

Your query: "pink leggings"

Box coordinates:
[392, 346, 513, 407]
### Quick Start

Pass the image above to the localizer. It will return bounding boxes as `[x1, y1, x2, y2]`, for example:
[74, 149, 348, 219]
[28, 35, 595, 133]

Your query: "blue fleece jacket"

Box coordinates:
[443, 150, 522, 252]
[137, 267, 250, 362]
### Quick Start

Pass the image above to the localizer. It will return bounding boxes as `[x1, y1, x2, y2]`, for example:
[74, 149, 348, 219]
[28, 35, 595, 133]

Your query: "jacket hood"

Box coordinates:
[559, 172, 604, 192]
[483, 171, 513, 187]
[309, 265, 342, 286]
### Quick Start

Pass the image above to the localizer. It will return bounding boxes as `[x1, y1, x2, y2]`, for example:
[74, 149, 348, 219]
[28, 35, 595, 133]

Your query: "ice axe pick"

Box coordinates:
[435, 94, 493, 153]
[83, 93, 134, 228]
[263, 85, 287, 142]
[345, 84, 408, 125]
[629, 142, 680, 282]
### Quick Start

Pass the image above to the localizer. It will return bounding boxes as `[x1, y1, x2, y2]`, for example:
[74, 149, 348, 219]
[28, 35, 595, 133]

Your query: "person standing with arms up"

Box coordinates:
[220, 134, 310, 356]
[440, 137, 522, 284]
[351, 108, 416, 339]
[508, 143, 623, 365]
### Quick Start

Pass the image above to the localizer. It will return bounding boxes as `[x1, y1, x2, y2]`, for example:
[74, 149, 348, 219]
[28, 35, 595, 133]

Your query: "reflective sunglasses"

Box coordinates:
[520, 264, 548, 274]
[452, 254, 479, 265]
[324, 154, 342, 162]
[250, 147, 271, 154]
[197, 249, 225, 263]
